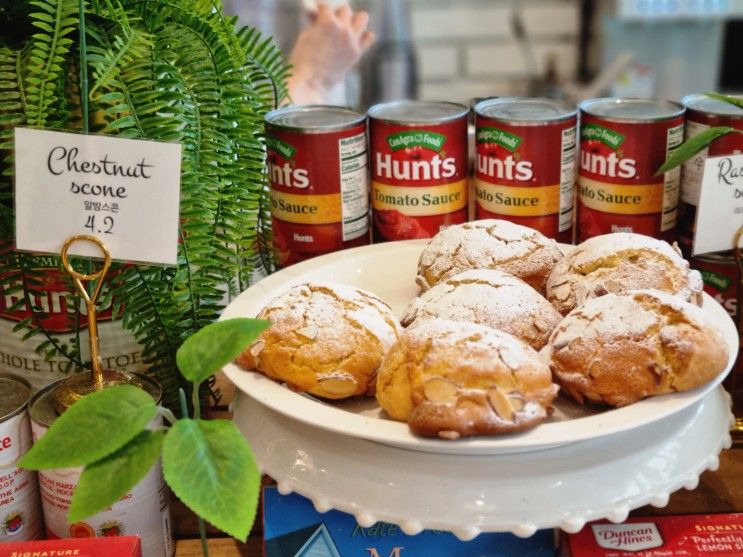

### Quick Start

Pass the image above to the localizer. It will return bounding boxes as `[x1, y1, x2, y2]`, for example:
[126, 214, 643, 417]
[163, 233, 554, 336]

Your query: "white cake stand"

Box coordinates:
[232, 387, 732, 541]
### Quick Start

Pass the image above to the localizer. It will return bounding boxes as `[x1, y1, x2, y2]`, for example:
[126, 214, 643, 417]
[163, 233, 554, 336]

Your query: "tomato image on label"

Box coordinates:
[3, 511, 23, 535]
[99, 521, 124, 537]
[373, 210, 428, 240]
[69, 522, 95, 538]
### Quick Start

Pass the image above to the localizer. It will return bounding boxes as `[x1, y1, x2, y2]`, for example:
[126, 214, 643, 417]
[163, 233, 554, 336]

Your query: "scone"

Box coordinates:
[236, 282, 402, 399]
[401, 269, 561, 350]
[415, 219, 563, 294]
[546, 289, 729, 407]
[376, 319, 559, 439]
[546, 232, 703, 315]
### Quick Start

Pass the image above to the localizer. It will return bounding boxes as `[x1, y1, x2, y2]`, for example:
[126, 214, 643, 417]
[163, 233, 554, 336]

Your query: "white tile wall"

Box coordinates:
[411, 0, 580, 104]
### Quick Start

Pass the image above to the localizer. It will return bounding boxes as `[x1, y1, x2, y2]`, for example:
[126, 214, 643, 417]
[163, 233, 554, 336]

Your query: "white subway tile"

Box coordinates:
[417, 45, 460, 79]
[466, 41, 577, 78]
[411, 6, 512, 40]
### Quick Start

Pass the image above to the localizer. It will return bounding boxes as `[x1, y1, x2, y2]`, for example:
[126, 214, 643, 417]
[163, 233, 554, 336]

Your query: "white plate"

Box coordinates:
[232, 386, 733, 540]
[222, 241, 739, 455]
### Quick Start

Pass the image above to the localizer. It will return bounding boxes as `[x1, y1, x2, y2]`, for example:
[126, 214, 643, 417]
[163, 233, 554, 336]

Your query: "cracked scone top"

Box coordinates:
[546, 289, 729, 407]
[546, 232, 703, 315]
[415, 219, 563, 293]
[376, 319, 559, 439]
[402, 269, 561, 350]
[235, 282, 402, 399]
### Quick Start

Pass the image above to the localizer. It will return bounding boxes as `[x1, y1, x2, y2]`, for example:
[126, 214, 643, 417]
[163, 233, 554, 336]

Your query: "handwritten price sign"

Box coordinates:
[14, 128, 181, 265]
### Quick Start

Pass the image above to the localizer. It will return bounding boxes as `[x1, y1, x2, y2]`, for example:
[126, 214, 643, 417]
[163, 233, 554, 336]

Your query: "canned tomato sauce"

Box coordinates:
[369, 100, 469, 241]
[265, 105, 370, 267]
[577, 98, 685, 242]
[677, 94, 743, 257]
[30, 374, 173, 556]
[0, 373, 41, 541]
[474, 98, 577, 243]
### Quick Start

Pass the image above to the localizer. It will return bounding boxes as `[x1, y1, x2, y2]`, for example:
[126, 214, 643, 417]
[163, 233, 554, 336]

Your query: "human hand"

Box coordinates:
[287, 2, 375, 104]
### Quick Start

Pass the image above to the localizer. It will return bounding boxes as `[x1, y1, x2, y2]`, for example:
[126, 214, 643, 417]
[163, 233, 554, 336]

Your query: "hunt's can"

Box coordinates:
[30, 374, 173, 557]
[474, 97, 577, 243]
[577, 98, 685, 242]
[368, 100, 469, 241]
[677, 94, 743, 257]
[265, 105, 370, 267]
[0, 373, 41, 542]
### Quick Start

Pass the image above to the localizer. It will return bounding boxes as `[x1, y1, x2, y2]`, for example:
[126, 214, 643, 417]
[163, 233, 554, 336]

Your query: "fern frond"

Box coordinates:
[23, 0, 78, 128]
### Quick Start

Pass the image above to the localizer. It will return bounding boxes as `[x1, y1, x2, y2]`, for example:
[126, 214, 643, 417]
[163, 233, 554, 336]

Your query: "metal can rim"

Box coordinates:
[0, 372, 32, 423]
[29, 372, 162, 428]
[367, 100, 469, 124]
[474, 97, 577, 125]
[579, 97, 685, 122]
[265, 105, 365, 133]
[682, 93, 743, 118]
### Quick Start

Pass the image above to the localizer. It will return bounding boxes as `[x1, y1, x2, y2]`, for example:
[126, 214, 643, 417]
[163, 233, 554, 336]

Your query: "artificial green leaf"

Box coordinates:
[655, 126, 736, 176]
[20, 385, 157, 469]
[176, 318, 270, 384]
[162, 419, 260, 541]
[705, 92, 743, 109]
[68, 429, 165, 523]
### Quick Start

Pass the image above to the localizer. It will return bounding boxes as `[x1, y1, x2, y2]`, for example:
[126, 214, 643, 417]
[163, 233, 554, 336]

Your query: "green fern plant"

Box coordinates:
[0, 0, 289, 408]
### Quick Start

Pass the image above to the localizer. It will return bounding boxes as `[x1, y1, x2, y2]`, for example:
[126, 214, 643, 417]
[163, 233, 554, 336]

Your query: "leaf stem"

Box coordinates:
[192, 382, 201, 421]
[177, 387, 209, 557]
[79, 0, 89, 134]
[157, 406, 178, 426]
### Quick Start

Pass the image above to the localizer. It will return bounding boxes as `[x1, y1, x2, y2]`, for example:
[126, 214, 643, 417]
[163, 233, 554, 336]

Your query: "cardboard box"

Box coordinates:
[560, 514, 743, 556]
[263, 486, 555, 556]
[0, 536, 142, 557]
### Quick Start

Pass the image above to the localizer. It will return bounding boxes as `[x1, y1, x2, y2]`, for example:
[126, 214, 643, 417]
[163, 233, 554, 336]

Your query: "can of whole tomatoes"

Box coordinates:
[368, 100, 469, 241]
[474, 98, 577, 243]
[0, 373, 41, 542]
[677, 94, 743, 258]
[577, 98, 685, 242]
[265, 105, 370, 267]
[29, 373, 173, 556]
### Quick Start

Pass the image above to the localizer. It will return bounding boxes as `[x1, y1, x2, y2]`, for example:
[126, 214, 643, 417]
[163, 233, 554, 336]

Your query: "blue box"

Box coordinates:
[263, 487, 555, 556]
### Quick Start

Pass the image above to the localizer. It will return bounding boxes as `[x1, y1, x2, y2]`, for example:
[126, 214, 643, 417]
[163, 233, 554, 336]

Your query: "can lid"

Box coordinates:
[475, 97, 577, 123]
[683, 93, 743, 117]
[265, 105, 365, 131]
[580, 97, 684, 122]
[0, 374, 32, 420]
[368, 100, 469, 124]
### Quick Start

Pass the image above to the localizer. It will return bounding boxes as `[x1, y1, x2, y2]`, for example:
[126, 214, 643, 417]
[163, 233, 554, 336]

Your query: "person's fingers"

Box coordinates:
[315, 2, 333, 22]
[334, 4, 353, 25]
[359, 30, 375, 52]
[350, 10, 369, 35]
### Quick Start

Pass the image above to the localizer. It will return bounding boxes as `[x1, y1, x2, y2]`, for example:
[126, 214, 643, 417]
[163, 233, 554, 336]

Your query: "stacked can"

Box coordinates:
[369, 101, 469, 241]
[265, 105, 370, 267]
[577, 98, 685, 242]
[677, 93, 743, 257]
[30, 374, 173, 556]
[473, 98, 577, 243]
[0, 373, 41, 542]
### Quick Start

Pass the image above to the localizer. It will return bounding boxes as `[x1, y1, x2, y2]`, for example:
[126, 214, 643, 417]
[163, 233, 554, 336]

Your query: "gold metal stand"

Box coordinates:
[53, 235, 141, 414]
[731, 226, 743, 435]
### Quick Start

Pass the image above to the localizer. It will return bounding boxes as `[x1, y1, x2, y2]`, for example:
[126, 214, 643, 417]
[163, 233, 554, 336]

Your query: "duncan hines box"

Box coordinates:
[559, 514, 743, 556]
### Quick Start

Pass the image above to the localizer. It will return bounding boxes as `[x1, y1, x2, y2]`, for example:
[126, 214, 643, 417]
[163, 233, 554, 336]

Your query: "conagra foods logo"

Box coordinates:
[476, 127, 533, 181]
[591, 522, 663, 551]
[580, 124, 637, 179]
[267, 137, 309, 189]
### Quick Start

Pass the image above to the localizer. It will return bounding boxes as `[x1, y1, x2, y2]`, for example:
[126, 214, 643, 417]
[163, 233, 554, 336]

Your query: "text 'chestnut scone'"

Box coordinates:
[402, 269, 562, 351]
[376, 319, 559, 439]
[546, 289, 729, 407]
[236, 282, 402, 399]
[546, 232, 703, 315]
[415, 219, 563, 294]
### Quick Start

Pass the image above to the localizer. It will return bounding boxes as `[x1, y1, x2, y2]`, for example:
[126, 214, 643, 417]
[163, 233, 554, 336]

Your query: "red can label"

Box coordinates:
[370, 119, 468, 240]
[474, 119, 576, 242]
[577, 116, 683, 242]
[681, 112, 743, 206]
[267, 124, 370, 266]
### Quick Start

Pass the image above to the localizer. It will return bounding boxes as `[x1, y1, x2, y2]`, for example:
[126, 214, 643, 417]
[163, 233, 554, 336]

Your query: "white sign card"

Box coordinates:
[14, 128, 181, 265]
[693, 153, 743, 256]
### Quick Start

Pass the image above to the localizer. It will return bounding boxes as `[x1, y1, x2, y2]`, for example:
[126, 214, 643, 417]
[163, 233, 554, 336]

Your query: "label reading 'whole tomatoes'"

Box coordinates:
[267, 125, 370, 267]
[474, 120, 576, 241]
[577, 118, 683, 241]
[371, 121, 468, 241]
